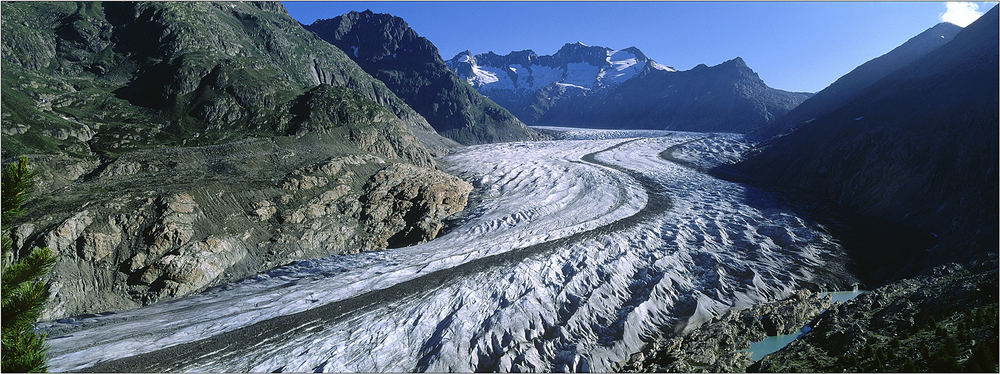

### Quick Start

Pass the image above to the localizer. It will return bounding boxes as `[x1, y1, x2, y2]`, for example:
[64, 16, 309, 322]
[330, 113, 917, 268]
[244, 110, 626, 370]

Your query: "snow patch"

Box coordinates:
[650, 61, 675, 72]
[555, 82, 590, 90]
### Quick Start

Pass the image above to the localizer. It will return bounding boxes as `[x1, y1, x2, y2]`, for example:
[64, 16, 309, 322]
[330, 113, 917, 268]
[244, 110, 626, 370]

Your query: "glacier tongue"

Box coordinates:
[40, 130, 855, 373]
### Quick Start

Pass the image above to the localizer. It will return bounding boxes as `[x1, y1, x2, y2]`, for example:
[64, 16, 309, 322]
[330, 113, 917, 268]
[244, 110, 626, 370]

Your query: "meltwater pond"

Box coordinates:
[40, 129, 858, 372]
[748, 288, 867, 361]
[748, 326, 812, 361]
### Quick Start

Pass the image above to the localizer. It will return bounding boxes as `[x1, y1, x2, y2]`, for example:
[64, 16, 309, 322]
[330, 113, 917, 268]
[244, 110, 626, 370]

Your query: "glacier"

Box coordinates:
[39, 129, 856, 372]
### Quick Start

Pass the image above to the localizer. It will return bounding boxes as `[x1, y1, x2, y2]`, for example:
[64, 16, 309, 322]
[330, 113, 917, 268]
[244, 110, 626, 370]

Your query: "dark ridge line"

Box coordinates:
[76, 138, 676, 372]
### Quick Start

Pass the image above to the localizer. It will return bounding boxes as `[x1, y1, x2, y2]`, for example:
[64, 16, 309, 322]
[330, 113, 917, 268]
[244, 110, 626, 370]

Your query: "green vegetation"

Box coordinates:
[1, 157, 57, 373]
[0, 2, 432, 164]
[849, 304, 999, 372]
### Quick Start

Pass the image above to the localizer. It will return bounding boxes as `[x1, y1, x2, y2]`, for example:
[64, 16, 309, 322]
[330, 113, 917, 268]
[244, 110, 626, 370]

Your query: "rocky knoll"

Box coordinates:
[361, 163, 472, 249]
[621, 290, 833, 372]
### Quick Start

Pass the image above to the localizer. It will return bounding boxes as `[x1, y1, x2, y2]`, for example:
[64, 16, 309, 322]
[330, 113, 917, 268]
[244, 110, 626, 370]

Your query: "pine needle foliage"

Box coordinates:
[1, 157, 55, 373]
[2, 157, 36, 226]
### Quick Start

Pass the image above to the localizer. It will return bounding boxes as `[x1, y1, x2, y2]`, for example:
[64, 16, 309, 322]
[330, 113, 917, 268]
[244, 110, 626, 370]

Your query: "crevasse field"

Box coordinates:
[40, 128, 856, 372]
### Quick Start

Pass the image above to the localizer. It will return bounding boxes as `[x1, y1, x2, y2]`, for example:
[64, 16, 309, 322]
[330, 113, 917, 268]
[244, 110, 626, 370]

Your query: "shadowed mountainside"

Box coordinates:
[735, 7, 999, 275]
[754, 22, 963, 139]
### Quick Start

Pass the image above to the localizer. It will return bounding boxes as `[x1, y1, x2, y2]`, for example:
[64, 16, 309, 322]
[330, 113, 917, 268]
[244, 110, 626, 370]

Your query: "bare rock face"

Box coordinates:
[360, 163, 473, 249]
[145, 193, 201, 257]
[42, 210, 94, 255]
[140, 237, 248, 298]
[753, 263, 998, 373]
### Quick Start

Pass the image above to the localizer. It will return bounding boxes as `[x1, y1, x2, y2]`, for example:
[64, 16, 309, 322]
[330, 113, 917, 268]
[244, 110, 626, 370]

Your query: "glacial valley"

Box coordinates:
[40, 128, 856, 372]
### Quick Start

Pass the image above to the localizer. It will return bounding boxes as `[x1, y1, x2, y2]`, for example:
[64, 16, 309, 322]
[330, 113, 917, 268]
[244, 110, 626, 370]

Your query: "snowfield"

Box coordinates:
[451, 48, 669, 92]
[40, 129, 855, 372]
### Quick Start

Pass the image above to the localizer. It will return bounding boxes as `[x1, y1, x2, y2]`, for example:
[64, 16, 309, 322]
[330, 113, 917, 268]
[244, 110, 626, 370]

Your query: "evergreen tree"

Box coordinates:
[1, 157, 56, 373]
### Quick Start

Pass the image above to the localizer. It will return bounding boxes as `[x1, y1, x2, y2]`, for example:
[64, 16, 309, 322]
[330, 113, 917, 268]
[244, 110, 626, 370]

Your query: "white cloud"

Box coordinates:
[940, 2, 983, 27]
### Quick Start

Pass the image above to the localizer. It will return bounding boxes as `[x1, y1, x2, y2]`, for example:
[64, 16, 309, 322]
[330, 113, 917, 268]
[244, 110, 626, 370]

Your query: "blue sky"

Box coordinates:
[283, 2, 992, 93]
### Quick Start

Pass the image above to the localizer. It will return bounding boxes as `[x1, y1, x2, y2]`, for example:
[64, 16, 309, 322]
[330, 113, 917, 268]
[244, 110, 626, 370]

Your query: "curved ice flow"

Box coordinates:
[42, 131, 854, 372]
[41, 139, 645, 371]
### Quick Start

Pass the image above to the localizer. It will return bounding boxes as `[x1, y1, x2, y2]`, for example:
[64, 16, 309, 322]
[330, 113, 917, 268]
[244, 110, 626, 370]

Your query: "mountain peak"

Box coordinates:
[921, 22, 964, 40]
[722, 56, 747, 68]
[556, 41, 604, 52]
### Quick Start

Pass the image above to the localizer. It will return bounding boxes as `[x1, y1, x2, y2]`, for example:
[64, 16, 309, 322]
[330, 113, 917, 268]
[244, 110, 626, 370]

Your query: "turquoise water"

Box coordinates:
[747, 326, 811, 361]
[745, 289, 866, 361]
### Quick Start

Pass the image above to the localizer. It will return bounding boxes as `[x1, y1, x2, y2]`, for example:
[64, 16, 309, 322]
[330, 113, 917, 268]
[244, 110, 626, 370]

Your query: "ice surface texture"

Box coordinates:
[41, 130, 853, 372]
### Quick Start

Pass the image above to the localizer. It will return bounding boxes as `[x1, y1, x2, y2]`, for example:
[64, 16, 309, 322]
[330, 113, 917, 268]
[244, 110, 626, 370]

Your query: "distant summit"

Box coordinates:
[446, 44, 674, 95]
[447, 44, 807, 133]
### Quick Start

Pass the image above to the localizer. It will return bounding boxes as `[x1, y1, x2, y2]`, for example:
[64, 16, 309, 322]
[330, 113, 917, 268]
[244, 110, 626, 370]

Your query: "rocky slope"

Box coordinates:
[754, 263, 998, 373]
[305, 11, 542, 145]
[755, 22, 962, 139]
[735, 7, 999, 276]
[447, 44, 810, 133]
[0, 2, 455, 157]
[622, 263, 998, 373]
[1, 2, 472, 319]
[621, 290, 834, 372]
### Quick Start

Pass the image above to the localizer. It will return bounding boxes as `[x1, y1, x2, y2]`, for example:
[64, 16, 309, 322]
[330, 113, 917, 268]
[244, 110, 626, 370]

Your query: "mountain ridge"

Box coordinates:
[305, 10, 543, 145]
[735, 6, 999, 275]
[754, 21, 963, 139]
[447, 44, 809, 133]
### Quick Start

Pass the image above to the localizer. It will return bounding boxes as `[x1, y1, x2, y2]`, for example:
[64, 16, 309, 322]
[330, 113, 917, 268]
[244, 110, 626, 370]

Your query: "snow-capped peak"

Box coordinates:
[446, 43, 675, 93]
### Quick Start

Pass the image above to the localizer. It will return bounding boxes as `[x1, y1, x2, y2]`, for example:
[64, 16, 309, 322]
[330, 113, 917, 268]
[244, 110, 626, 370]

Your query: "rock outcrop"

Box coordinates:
[622, 262, 999, 373]
[361, 163, 473, 248]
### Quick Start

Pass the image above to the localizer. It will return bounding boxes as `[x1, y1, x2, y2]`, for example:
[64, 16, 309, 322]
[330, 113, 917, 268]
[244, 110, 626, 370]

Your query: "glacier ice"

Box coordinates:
[40, 130, 855, 372]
